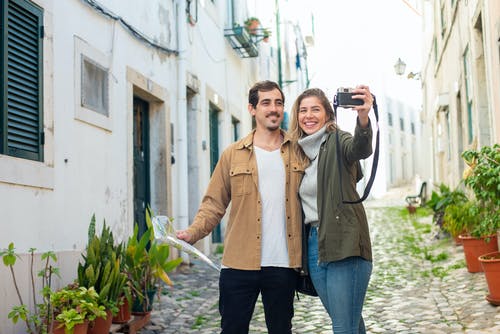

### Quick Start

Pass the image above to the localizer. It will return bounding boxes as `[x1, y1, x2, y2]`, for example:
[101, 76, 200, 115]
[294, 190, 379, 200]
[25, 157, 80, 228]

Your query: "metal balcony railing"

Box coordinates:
[224, 26, 259, 58]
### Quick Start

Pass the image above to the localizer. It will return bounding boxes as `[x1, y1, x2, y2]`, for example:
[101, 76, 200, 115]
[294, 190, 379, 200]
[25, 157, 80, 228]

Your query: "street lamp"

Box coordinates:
[394, 58, 406, 76]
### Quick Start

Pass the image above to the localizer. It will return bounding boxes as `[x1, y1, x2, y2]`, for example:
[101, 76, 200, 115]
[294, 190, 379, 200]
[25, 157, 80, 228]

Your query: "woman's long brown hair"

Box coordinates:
[288, 88, 338, 164]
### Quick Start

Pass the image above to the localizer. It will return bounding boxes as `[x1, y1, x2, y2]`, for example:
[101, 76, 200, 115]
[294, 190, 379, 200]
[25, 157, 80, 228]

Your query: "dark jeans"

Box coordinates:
[219, 267, 297, 334]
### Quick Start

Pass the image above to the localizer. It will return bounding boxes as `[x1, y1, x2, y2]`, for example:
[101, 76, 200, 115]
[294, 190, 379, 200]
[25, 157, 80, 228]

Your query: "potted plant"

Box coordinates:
[77, 215, 128, 333]
[443, 200, 478, 240]
[50, 284, 106, 334]
[425, 183, 468, 239]
[124, 209, 182, 315]
[442, 200, 497, 272]
[463, 144, 500, 302]
[478, 251, 500, 305]
[462, 144, 500, 238]
[262, 28, 271, 42]
[1, 243, 58, 334]
[244, 17, 260, 35]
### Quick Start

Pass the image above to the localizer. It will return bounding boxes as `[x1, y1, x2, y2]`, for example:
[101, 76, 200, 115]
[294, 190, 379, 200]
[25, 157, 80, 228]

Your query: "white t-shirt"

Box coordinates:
[254, 146, 289, 267]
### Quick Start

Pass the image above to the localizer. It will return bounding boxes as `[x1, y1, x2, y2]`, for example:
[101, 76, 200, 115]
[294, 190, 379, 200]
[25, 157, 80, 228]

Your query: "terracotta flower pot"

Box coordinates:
[51, 320, 88, 334]
[479, 251, 500, 306]
[245, 20, 260, 35]
[112, 297, 131, 324]
[406, 205, 416, 214]
[459, 234, 498, 273]
[88, 309, 112, 334]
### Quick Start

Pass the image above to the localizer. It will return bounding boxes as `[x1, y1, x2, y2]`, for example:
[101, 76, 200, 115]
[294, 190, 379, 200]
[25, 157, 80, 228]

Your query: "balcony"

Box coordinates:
[224, 26, 259, 58]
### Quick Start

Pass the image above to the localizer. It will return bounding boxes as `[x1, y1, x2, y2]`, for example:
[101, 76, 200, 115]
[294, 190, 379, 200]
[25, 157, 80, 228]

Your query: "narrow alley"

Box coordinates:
[139, 188, 500, 333]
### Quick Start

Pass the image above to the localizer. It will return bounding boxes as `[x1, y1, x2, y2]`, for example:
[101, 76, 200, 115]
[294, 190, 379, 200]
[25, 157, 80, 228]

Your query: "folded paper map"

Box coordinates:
[151, 215, 221, 272]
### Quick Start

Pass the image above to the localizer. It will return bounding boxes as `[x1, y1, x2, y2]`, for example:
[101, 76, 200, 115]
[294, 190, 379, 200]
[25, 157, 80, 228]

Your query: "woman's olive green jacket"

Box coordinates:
[315, 121, 373, 263]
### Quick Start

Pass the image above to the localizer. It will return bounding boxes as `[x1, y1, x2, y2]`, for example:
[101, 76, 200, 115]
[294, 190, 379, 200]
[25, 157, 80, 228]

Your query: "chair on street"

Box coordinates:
[405, 181, 427, 207]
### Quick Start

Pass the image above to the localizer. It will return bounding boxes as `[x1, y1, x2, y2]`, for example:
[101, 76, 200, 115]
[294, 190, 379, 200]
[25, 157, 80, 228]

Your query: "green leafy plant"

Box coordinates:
[462, 144, 500, 237]
[124, 208, 182, 312]
[50, 284, 106, 334]
[244, 16, 260, 35]
[77, 214, 128, 316]
[1, 243, 59, 334]
[443, 201, 482, 238]
[262, 28, 271, 39]
[425, 183, 468, 229]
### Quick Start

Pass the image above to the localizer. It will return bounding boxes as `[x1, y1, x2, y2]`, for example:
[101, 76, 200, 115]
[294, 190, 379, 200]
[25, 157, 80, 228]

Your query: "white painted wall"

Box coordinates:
[0, 0, 312, 332]
[420, 0, 500, 189]
[1, 0, 179, 332]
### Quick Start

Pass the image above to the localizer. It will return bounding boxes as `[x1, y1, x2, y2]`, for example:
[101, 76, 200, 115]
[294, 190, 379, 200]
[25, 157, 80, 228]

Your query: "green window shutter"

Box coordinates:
[1, 0, 44, 161]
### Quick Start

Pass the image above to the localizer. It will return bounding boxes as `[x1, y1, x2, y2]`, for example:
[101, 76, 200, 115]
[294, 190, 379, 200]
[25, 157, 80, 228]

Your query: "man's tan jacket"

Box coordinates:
[187, 130, 304, 270]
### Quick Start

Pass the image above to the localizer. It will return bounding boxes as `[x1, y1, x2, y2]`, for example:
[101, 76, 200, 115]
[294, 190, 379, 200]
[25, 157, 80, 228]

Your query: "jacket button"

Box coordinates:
[336, 216, 340, 219]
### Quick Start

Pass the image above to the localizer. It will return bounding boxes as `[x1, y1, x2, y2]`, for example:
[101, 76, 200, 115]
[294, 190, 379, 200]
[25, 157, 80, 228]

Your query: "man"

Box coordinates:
[176, 80, 303, 334]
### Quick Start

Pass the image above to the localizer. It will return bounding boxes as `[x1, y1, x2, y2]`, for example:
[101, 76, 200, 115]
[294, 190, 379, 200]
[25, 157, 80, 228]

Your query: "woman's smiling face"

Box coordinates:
[298, 96, 329, 135]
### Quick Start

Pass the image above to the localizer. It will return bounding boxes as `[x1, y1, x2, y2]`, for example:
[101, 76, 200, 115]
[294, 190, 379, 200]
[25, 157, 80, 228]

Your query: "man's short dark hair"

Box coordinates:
[248, 81, 284, 108]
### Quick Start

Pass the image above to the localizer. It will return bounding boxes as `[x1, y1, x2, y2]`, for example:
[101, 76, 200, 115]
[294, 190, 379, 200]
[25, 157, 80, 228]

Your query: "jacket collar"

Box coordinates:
[237, 129, 289, 150]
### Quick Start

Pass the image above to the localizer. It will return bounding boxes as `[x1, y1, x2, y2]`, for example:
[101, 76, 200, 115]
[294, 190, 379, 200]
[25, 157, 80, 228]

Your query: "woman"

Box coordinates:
[289, 86, 374, 333]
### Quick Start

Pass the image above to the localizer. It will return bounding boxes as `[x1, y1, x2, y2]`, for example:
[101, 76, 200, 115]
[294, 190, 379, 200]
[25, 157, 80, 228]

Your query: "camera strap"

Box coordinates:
[332, 94, 379, 204]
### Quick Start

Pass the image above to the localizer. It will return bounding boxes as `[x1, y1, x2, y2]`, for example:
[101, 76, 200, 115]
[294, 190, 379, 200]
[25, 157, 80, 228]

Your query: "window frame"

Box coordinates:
[1, 0, 44, 162]
[74, 36, 112, 131]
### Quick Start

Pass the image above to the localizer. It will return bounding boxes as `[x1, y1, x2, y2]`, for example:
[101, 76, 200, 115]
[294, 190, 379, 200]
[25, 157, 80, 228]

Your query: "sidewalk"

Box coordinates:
[140, 187, 500, 333]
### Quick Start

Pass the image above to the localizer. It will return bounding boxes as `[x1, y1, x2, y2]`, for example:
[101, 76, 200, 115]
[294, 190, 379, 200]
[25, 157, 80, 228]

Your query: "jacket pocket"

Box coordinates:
[230, 165, 252, 196]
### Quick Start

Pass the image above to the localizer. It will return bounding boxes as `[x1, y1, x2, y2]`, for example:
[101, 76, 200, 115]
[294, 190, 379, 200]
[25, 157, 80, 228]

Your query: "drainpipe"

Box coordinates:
[275, 0, 282, 88]
[175, 0, 189, 261]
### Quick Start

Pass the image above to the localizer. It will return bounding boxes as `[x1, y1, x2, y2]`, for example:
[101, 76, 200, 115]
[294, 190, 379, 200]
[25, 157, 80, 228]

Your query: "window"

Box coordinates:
[445, 109, 451, 161]
[186, 0, 198, 24]
[1, 0, 44, 161]
[400, 117, 405, 131]
[387, 112, 393, 127]
[411, 122, 415, 135]
[231, 116, 240, 141]
[81, 56, 109, 116]
[433, 37, 438, 63]
[439, 0, 446, 37]
[74, 36, 112, 130]
[463, 46, 474, 143]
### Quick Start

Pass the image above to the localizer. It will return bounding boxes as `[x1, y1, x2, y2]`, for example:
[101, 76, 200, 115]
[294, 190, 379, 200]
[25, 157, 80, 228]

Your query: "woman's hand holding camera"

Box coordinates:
[352, 85, 373, 128]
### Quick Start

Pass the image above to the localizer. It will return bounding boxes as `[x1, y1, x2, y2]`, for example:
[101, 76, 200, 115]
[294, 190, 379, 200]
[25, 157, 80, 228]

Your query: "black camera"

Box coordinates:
[336, 87, 363, 108]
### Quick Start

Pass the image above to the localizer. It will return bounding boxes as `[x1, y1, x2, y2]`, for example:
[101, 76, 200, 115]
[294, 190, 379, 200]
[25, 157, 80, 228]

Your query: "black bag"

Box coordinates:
[296, 271, 317, 296]
[296, 223, 318, 297]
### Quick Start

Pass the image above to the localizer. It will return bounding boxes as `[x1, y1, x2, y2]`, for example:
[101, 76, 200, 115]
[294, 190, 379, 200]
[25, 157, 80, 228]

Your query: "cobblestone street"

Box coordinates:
[140, 188, 500, 333]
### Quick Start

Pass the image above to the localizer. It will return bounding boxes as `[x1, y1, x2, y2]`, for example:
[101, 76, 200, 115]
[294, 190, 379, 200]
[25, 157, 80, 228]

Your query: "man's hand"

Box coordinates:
[176, 230, 194, 244]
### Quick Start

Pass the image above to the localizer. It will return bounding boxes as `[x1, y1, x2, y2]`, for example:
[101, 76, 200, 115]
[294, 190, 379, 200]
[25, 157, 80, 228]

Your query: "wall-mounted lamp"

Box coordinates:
[394, 58, 406, 76]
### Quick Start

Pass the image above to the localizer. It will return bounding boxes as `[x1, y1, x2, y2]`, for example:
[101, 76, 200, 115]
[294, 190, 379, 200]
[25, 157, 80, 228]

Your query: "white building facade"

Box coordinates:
[420, 0, 500, 188]
[0, 0, 311, 332]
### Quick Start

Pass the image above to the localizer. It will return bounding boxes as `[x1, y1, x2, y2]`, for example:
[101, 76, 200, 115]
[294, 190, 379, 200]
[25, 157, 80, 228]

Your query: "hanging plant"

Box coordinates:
[244, 17, 260, 35]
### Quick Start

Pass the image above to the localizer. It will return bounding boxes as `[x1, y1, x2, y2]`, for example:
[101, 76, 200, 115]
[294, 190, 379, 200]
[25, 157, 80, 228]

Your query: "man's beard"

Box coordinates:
[266, 123, 280, 131]
[266, 112, 281, 131]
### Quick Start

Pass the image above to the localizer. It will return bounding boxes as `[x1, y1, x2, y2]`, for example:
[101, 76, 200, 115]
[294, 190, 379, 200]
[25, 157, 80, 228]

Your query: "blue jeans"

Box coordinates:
[308, 226, 372, 334]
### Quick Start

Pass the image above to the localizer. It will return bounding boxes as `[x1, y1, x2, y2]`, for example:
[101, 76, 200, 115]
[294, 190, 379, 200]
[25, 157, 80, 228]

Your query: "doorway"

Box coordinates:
[133, 97, 150, 238]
